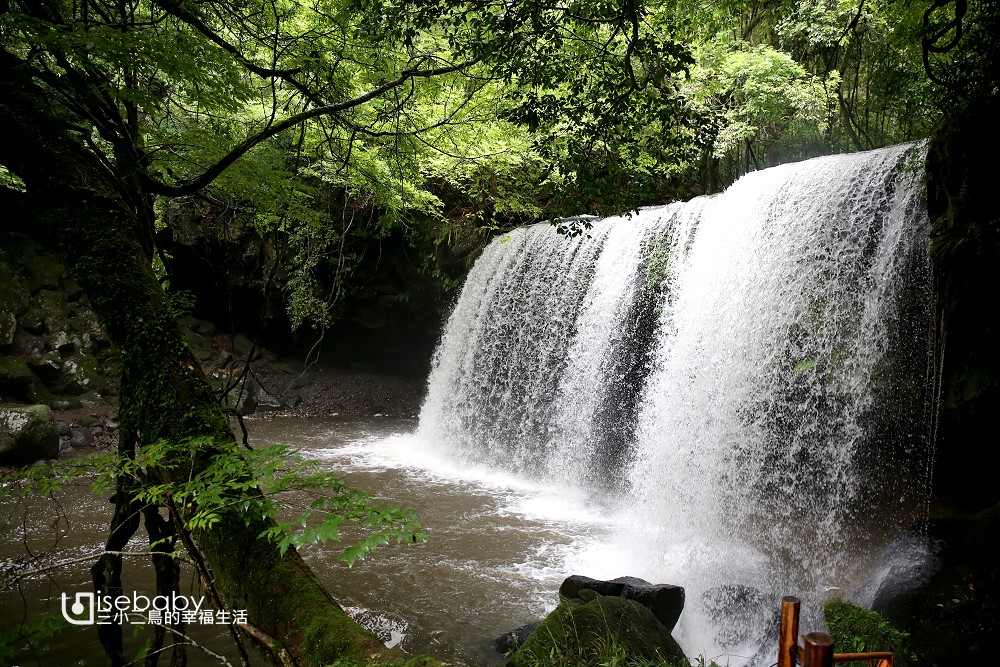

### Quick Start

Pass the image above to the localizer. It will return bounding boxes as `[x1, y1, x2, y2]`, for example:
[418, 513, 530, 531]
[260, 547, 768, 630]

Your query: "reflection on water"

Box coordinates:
[0, 477, 268, 667]
[1, 417, 612, 666]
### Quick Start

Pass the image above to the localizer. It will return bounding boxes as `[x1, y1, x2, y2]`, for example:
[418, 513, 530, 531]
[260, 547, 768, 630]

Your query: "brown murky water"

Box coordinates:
[1, 417, 612, 666]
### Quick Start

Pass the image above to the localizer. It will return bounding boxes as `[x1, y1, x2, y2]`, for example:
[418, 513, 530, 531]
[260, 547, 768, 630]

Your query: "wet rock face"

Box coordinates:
[0, 403, 58, 464]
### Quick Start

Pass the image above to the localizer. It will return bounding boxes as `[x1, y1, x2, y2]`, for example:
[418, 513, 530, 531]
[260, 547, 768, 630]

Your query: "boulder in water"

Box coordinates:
[854, 531, 935, 613]
[494, 622, 540, 654]
[560, 575, 685, 632]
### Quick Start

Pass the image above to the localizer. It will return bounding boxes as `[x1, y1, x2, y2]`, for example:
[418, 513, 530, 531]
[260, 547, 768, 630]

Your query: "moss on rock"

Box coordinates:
[20, 253, 65, 293]
[507, 595, 687, 667]
[0, 355, 32, 385]
[0, 402, 58, 463]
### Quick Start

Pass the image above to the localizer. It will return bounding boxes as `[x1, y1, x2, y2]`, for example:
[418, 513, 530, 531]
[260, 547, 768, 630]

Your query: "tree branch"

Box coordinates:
[143, 58, 480, 197]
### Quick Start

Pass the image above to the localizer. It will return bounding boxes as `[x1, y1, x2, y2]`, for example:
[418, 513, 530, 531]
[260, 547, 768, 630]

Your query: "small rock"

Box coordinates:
[55, 420, 71, 436]
[507, 595, 687, 667]
[21, 255, 64, 293]
[28, 350, 62, 383]
[78, 415, 102, 427]
[193, 319, 217, 337]
[495, 622, 540, 654]
[256, 390, 284, 411]
[69, 427, 93, 448]
[233, 388, 257, 416]
[16, 308, 45, 334]
[78, 391, 109, 408]
[216, 350, 234, 368]
[13, 328, 43, 356]
[59, 445, 90, 459]
[50, 330, 75, 354]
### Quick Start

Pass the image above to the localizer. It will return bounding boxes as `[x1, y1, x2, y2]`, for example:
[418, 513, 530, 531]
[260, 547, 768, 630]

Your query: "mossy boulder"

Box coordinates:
[20, 253, 65, 293]
[506, 594, 688, 667]
[0, 356, 36, 402]
[0, 403, 58, 463]
[57, 351, 107, 395]
[560, 575, 685, 632]
[0, 262, 30, 318]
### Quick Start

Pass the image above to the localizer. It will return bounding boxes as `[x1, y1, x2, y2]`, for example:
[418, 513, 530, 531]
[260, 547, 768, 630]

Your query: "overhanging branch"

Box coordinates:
[143, 58, 480, 197]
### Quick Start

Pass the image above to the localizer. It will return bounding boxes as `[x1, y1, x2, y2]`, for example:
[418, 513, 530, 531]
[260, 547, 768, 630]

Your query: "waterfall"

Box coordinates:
[417, 143, 933, 663]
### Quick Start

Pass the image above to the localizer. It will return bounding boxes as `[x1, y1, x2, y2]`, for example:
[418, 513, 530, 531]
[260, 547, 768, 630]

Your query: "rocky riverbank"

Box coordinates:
[1, 233, 428, 465]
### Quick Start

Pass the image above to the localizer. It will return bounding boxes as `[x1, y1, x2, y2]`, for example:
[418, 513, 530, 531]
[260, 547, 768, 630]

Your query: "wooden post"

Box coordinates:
[778, 596, 800, 667]
[802, 632, 834, 667]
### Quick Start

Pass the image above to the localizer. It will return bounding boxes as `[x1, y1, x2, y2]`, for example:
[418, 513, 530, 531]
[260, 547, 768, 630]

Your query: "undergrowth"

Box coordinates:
[824, 598, 916, 667]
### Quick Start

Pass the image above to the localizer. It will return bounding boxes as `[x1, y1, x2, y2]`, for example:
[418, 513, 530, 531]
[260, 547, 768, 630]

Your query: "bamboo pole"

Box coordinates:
[778, 596, 801, 667]
[802, 632, 834, 667]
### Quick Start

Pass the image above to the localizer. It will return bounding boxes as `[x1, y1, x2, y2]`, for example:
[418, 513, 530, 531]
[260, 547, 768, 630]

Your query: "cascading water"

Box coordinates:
[417, 143, 934, 664]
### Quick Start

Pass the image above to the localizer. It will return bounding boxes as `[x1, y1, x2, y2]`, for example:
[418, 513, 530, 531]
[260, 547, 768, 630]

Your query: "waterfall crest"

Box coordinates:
[417, 143, 933, 663]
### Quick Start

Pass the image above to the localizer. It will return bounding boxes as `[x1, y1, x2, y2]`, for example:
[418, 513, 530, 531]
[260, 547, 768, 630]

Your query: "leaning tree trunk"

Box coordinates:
[1, 50, 388, 667]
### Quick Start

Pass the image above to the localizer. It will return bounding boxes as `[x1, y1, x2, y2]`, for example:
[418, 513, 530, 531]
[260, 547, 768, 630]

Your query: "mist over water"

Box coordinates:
[417, 143, 934, 664]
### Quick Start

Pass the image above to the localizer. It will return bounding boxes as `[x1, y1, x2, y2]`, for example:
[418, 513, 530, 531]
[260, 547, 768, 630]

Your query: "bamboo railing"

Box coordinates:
[777, 596, 893, 667]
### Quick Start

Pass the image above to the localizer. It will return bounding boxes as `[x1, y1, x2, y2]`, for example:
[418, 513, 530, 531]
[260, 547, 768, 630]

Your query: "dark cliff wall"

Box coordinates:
[155, 205, 478, 380]
[926, 98, 1000, 512]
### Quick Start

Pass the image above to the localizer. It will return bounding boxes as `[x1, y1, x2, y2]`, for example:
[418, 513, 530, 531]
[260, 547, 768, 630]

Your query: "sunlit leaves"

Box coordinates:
[685, 41, 834, 159]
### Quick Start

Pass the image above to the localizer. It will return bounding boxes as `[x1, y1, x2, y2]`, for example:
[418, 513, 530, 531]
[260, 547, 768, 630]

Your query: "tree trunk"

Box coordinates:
[1, 49, 389, 667]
